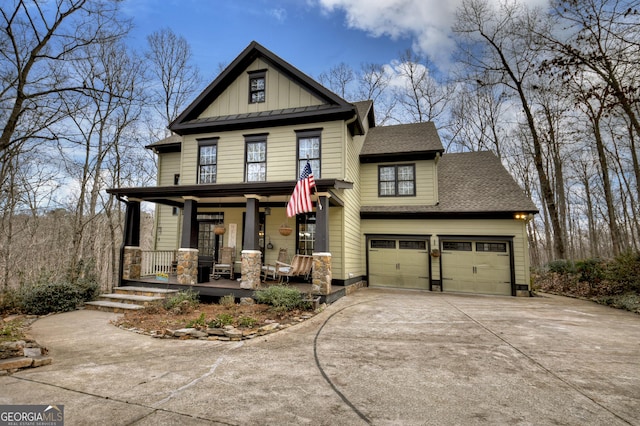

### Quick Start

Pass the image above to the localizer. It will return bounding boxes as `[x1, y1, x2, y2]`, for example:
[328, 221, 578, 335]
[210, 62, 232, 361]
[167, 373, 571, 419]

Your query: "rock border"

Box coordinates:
[115, 311, 321, 341]
[1, 315, 52, 375]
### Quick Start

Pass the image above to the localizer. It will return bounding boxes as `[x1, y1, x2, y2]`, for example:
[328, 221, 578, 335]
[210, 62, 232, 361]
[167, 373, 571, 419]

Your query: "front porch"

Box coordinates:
[122, 275, 363, 305]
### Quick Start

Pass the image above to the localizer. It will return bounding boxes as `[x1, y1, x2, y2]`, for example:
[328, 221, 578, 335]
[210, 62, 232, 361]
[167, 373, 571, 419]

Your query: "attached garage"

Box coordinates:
[440, 238, 514, 296]
[367, 237, 430, 290]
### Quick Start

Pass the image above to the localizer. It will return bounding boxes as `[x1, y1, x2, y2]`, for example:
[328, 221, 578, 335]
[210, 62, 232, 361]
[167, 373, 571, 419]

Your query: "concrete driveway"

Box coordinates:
[1, 288, 639, 425]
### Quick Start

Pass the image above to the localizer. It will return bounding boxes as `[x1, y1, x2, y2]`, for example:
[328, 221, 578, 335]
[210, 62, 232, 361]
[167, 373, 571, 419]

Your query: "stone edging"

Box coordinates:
[1, 315, 52, 375]
[115, 312, 319, 341]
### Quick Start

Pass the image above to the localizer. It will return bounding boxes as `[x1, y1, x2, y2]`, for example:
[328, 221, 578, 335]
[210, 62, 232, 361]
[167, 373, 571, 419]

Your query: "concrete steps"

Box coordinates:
[85, 286, 179, 313]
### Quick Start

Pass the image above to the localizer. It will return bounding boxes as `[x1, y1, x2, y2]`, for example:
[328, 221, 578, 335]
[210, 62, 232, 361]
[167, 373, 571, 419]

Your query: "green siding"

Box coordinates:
[360, 161, 437, 206]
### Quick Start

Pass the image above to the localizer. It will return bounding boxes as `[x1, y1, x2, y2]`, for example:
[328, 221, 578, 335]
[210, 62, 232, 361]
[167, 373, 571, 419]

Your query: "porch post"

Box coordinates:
[312, 193, 331, 295]
[177, 197, 199, 285]
[241, 195, 262, 289]
[121, 199, 142, 282]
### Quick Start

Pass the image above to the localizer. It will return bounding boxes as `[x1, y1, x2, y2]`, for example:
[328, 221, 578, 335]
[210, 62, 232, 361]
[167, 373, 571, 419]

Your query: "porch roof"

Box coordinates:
[106, 179, 352, 207]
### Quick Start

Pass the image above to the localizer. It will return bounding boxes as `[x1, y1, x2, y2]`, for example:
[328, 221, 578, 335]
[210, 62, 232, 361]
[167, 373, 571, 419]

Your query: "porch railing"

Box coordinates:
[141, 250, 178, 277]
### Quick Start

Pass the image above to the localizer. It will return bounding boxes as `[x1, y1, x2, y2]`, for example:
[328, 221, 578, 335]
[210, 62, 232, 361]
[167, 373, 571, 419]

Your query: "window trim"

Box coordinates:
[378, 163, 416, 197]
[197, 138, 218, 184]
[248, 70, 266, 104]
[244, 133, 268, 182]
[296, 129, 322, 178]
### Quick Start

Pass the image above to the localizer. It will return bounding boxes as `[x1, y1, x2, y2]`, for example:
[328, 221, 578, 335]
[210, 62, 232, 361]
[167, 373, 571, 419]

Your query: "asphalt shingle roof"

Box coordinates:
[361, 151, 538, 214]
[360, 122, 444, 156]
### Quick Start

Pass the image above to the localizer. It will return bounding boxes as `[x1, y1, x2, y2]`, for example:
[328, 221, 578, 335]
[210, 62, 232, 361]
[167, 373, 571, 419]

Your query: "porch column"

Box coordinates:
[121, 199, 142, 282]
[177, 197, 199, 285]
[312, 193, 331, 295]
[241, 195, 262, 289]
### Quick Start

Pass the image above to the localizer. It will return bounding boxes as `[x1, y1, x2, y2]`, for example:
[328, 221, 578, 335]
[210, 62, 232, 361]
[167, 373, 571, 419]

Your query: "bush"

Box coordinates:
[164, 289, 199, 311]
[606, 250, 640, 293]
[0, 289, 21, 315]
[16, 267, 101, 315]
[209, 313, 234, 328]
[20, 280, 83, 315]
[547, 259, 576, 275]
[576, 258, 605, 285]
[219, 294, 236, 307]
[254, 285, 305, 312]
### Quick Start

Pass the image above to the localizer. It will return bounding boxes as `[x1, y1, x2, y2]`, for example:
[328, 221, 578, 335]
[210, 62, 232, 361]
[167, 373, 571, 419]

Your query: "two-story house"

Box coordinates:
[107, 41, 538, 298]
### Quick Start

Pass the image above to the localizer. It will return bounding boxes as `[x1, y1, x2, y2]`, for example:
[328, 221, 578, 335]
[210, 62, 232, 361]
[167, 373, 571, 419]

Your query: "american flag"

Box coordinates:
[287, 162, 316, 217]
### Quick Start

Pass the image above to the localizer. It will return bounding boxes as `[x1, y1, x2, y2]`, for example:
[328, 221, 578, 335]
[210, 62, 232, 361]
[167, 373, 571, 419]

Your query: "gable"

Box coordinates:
[199, 58, 325, 118]
[169, 41, 362, 135]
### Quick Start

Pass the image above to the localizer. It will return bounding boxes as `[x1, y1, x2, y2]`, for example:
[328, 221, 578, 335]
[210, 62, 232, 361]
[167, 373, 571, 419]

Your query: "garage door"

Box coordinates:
[441, 241, 512, 295]
[368, 239, 429, 289]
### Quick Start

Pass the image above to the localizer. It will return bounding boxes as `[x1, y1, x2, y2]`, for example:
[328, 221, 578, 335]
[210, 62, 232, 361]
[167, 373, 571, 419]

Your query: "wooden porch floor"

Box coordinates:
[121, 275, 354, 304]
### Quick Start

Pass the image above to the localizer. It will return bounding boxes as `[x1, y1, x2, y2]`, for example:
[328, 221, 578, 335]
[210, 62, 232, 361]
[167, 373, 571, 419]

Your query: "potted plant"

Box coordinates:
[214, 224, 226, 235]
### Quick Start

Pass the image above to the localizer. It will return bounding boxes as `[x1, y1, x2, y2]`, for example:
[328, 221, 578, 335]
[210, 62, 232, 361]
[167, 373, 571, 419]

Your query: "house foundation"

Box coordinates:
[122, 246, 142, 280]
[240, 249, 262, 289]
[177, 248, 198, 285]
[312, 253, 332, 295]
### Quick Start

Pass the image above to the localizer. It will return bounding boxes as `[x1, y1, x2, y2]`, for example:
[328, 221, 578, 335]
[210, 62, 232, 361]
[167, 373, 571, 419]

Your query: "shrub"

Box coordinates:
[238, 316, 258, 328]
[254, 285, 305, 312]
[164, 289, 199, 311]
[547, 259, 576, 275]
[219, 294, 236, 307]
[605, 250, 640, 293]
[209, 313, 234, 328]
[576, 258, 605, 285]
[0, 289, 21, 315]
[19, 280, 83, 315]
[186, 312, 207, 328]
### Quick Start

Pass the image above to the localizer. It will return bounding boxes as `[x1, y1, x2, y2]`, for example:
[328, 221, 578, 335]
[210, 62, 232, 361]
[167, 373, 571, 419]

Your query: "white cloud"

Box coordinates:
[268, 7, 288, 23]
[316, 0, 549, 70]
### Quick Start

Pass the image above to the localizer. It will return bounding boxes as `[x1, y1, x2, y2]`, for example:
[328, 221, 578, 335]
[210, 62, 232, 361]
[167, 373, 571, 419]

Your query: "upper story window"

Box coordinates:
[245, 134, 267, 182]
[198, 138, 218, 184]
[248, 70, 266, 103]
[379, 164, 415, 197]
[296, 129, 321, 178]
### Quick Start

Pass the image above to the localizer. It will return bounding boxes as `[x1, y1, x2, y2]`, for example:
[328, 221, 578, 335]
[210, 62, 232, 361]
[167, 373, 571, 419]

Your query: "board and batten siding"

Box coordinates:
[360, 160, 437, 206]
[158, 152, 181, 186]
[180, 121, 346, 184]
[200, 59, 324, 118]
[361, 219, 530, 286]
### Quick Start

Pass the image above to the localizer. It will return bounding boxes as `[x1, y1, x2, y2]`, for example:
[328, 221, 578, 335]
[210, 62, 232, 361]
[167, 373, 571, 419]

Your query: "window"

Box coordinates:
[399, 240, 426, 250]
[379, 164, 415, 196]
[173, 174, 180, 185]
[245, 135, 267, 182]
[476, 242, 507, 252]
[297, 129, 321, 178]
[442, 241, 472, 251]
[297, 213, 315, 255]
[371, 240, 396, 249]
[248, 70, 266, 103]
[198, 139, 218, 184]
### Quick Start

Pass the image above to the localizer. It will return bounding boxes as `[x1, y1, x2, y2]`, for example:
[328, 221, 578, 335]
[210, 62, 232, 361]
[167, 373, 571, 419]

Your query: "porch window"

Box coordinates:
[296, 129, 321, 178]
[297, 213, 315, 255]
[379, 164, 415, 197]
[248, 70, 266, 103]
[245, 135, 267, 182]
[198, 139, 218, 184]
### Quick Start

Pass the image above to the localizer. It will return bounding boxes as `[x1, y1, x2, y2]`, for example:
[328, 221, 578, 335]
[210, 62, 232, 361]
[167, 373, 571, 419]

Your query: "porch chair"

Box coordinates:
[212, 247, 235, 280]
[276, 255, 303, 283]
[261, 248, 288, 282]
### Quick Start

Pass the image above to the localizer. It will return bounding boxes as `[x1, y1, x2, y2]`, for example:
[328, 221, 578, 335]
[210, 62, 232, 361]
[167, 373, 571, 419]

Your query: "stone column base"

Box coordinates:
[241, 250, 262, 289]
[123, 246, 142, 280]
[177, 248, 198, 285]
[312, 252, 332, 295]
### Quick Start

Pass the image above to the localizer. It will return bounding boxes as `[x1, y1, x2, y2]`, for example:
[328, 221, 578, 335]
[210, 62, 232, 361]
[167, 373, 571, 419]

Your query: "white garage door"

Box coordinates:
[441, 241, 512, 296]
[368, 239, 430, 289]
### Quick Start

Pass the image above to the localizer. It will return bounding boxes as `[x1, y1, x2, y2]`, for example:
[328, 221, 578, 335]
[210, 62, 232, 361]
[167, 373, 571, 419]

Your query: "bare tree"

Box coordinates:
[355, 62, 397, 125]
[145, 28, 201, 132]
[318, 62, 355, 99]
[454, 0, 566, 259]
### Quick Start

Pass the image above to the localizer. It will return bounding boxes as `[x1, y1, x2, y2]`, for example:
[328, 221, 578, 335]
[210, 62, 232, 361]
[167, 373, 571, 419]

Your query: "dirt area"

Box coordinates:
[112, 302, 317, 334]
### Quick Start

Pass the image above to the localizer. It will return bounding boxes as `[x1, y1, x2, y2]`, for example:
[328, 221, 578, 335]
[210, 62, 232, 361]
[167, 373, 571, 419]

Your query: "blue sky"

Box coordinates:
[121, 0, 414, 83]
